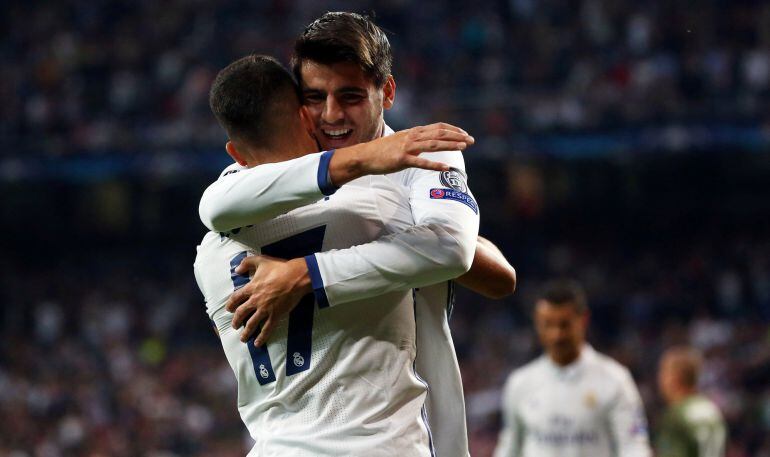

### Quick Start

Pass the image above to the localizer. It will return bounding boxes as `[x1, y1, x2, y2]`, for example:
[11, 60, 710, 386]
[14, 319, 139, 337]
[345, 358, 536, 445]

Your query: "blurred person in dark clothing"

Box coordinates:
[656, 347, 726, 457]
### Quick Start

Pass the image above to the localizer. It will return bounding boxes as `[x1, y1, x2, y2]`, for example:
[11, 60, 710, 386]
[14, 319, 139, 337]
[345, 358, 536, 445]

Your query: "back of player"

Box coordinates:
[194, 173, 433, 456]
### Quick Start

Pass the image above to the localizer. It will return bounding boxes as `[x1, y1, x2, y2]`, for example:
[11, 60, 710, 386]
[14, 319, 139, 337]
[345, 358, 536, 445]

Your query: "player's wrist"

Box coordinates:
[328, 147, 364, 186]
[289, 257, 313, 295]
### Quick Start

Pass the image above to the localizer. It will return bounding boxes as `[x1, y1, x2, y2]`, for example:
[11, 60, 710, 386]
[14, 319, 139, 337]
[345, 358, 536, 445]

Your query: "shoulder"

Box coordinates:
[590, 350, 633, 381]
[682, 396, 723, 424]
[506, 356, 547, 391]
[194, 231, 251, 273]
[218, 162, 246, 179]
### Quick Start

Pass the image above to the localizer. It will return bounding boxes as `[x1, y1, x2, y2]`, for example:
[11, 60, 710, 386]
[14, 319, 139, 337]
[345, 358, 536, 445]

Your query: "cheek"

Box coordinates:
[306, 106, 323, 123]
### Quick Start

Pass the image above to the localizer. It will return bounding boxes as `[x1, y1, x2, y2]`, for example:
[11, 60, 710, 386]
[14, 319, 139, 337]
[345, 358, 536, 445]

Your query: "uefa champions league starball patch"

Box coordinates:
[429, 188, 478, 214]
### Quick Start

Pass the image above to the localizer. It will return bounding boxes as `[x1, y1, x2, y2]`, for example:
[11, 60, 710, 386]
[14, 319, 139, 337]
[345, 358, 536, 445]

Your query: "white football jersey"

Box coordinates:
[494, 345, 652, 457]
[195, 147, 479, 456]
[413, 281, 469, 457]
[199, 125, 476, 457]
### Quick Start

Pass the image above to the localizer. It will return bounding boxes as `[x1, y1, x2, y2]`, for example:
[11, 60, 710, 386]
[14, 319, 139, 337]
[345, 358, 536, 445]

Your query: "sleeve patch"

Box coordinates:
[429, 188, 478, 214]
[439, 167, 468, 192]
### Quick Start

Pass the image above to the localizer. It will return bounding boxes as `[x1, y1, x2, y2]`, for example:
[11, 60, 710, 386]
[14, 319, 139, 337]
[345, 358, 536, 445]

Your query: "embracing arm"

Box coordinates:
[306, 150, 479, 306]
[227, 150, 479, 344]
[199, 124, 473, 232]
[199, 151, 334, 232]
[456, 236, 516, 299]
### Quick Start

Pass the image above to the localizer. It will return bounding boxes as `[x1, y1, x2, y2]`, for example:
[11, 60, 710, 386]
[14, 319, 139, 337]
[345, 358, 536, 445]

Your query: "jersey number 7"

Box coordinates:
[229, 225, 327, 386]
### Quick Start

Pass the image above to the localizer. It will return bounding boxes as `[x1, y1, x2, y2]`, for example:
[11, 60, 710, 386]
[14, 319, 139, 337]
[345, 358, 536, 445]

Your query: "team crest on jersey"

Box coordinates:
[292, 352, 305, 367]
[439, 167, 468, 193]
[259, 364, 269, 379]
[584, 391, 597, 409]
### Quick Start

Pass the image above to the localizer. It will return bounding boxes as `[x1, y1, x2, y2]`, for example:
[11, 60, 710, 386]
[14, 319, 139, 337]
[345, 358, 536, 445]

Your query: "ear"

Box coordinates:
[225, 141, 249, 167]
[581, 310, 591, 328]
[382, 75, 396, 110]
[299, 106, 316, 137]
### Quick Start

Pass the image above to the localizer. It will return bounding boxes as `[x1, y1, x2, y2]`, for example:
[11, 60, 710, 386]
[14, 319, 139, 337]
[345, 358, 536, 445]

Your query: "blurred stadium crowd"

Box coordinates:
[2, 226, 770, 456]
[2, 0, 770, 456]
[3, 0, 770, 155]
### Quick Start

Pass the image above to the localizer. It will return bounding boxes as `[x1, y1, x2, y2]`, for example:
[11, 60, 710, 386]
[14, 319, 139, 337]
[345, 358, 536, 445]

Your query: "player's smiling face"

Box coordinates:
[300, 61, 395, 150]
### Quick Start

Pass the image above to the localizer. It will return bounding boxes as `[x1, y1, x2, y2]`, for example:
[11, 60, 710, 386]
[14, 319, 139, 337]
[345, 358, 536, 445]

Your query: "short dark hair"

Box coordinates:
[292, 12, 392, 87]
[538, 279, 589, 314]
[209, 55, 300, 147]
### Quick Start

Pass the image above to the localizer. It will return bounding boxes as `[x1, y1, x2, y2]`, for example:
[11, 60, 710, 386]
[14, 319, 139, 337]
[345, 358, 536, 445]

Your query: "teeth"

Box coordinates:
[324, 129, 351, 137]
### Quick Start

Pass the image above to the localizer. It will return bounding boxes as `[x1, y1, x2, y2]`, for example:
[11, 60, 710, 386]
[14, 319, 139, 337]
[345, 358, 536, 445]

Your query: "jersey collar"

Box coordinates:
[546, 344, 595, 380]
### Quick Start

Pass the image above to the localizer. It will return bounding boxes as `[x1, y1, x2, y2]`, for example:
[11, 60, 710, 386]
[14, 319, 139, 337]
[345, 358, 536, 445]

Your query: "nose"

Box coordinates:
[322, 95, 344, 124]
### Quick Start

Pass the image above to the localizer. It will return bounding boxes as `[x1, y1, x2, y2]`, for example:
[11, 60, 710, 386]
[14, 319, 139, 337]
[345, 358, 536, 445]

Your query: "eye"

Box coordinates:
[341, 94, 365, 104]
[303, 93, 324, 104]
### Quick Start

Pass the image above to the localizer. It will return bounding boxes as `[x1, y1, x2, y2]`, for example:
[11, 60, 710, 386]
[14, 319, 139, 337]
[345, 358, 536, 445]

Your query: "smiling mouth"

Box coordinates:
[321, 128, 353, 142]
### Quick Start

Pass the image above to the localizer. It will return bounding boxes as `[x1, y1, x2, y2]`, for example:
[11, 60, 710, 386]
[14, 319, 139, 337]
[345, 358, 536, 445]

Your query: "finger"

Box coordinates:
[416, 130, 474, 147]
[415, 129, 469, 143]
[254, 317, 276, 347]
[231, 296, 257, 329]
[241, 308, 268, 342]
[424, 122, 468, 135]
[403, 156, 451, 172]
[235, 255, 262, 275]
[226, 288, 249, 313]
[409, 140, 468, 153]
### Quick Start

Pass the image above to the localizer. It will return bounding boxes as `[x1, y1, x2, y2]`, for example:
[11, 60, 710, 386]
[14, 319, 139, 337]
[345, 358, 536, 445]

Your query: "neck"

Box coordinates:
[245, 135, 315, 167]
[667, 387, 696, 405]
[549, 345, 583, 367]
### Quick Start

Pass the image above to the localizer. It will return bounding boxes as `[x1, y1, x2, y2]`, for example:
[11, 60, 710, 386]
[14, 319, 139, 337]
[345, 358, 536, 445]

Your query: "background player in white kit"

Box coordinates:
[202, 12, 516, 457]
[195, 55, 480, 456]
[494, 279, 652, 457]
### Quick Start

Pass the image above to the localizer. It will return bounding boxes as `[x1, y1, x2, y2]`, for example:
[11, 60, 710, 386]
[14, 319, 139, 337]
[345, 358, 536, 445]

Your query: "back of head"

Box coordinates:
[209, 55, 301, 148]
[537, 278, 589, 314]
[292, 12, 392, 86]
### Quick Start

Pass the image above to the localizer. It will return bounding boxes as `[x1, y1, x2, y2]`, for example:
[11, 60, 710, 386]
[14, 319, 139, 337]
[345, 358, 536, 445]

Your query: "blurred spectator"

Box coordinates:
[3, 0, 770, 156]
[656, 346, 727, 457]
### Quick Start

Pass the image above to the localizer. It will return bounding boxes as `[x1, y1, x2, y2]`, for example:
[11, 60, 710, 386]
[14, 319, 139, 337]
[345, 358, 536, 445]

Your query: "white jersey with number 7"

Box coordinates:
[194, 149, 479, 456]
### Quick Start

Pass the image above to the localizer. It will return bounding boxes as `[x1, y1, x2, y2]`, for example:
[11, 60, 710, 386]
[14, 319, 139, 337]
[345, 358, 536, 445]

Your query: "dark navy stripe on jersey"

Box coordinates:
[304, 254, 330, 308]
[247, 336, 277, 385]
[230, 251, 277, 384]
[317, 150, 338, 196]
[446, 281, 456, 319]
[229, 251, 250, 289]
[262, 226, 327, 376]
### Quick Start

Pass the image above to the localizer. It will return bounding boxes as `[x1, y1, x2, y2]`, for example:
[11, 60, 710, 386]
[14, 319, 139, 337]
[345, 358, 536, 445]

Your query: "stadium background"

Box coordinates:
[2, 0, 770, 455]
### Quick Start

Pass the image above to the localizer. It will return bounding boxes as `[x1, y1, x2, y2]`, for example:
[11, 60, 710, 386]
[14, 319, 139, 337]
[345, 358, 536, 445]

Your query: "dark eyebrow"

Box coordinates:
[335, 87, 367, 95]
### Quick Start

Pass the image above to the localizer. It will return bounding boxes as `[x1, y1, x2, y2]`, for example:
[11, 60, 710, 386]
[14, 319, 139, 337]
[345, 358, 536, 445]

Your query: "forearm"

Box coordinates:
[306, 219, 477, 308]
[455, 236, 516, 299]
[199, 151, 336, 232]
[200, 124, 472, 232]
